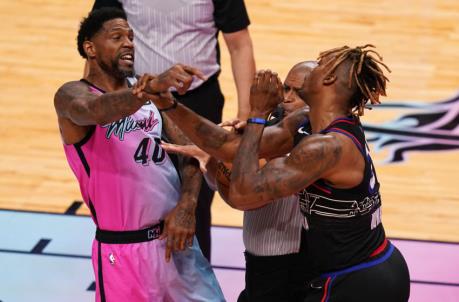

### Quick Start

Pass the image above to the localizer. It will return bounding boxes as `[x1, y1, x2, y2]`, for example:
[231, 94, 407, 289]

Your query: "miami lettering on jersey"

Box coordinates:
[102, 110, 160, 141]
[63, 100, 181, 230]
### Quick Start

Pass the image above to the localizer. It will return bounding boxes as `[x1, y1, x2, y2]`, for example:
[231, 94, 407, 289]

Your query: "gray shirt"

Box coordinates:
[114, 0, 250, 90]
[243, 195, 303, 256]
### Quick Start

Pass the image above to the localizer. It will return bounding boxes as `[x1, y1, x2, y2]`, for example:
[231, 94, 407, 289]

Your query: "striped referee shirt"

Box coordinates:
[93, 0, 250, 90]
[243, 195, 303, 256]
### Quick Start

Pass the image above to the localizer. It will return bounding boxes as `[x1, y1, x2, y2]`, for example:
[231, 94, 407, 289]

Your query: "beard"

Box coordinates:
[99, 56, 135, 79]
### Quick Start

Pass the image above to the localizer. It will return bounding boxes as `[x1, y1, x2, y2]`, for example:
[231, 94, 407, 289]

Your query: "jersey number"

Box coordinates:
[134, 137, 166, 165]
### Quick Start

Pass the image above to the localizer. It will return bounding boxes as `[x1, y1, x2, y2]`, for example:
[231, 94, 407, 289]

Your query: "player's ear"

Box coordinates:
[323, 74, 337, 86]
[83, 41, 96, 59]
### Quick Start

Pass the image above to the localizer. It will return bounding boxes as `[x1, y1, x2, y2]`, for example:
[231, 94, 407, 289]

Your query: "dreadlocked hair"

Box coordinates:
[318, 44, 391, 116]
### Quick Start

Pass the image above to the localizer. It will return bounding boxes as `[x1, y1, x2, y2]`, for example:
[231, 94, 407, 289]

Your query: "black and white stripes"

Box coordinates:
[120, 0, 220, 90]
[243, 195, 303, 256]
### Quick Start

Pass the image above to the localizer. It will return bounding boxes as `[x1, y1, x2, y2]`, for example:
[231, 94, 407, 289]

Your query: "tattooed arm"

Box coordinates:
[54, 81, 148, 144]
[55, 64, 204, 145]
[159, 113, 202, 262]
[229, 130, 342, 210]
[133, 93, 308, 162]
[134, 73, 308, 161]
[226, 69, 343, 210]
[55, 81, 146, 125]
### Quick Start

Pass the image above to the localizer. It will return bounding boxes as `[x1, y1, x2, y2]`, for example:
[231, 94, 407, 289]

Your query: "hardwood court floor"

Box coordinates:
[0, 0, 458, 242]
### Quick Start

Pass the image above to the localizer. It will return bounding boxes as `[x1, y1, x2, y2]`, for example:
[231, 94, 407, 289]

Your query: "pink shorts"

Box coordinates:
[92, 237, 225, 301]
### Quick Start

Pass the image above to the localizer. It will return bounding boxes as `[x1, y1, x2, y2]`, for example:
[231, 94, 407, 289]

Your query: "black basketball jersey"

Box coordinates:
[295, 116, 386, 273]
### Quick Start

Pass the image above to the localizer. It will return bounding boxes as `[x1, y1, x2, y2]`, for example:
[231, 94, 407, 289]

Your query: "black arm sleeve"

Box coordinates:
[213, 0, 250, 33]
[92, 0, 123, 11]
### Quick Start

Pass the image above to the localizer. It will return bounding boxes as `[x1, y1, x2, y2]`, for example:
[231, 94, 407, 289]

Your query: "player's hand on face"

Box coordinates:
[249, 70, 284, 117]
[159, 202, 196, 262]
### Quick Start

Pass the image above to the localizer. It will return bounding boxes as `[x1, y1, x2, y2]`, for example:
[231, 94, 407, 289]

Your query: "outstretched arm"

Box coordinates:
[57, 63, 204, 125]
[161, 142, 232, 202]
[161, 142, 212, 175]
[134, 81, 308, 161]
[161, 104, 308, 161]
[55, 64, 204, 144]
[54, 81, 149, 145]
[54, 81, 146, 126]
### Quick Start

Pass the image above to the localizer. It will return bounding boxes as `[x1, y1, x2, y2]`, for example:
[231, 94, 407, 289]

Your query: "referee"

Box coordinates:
[238, 62, 316, 302]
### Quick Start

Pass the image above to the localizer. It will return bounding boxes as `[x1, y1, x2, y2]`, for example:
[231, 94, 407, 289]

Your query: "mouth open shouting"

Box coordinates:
[119, 51, 134, 67]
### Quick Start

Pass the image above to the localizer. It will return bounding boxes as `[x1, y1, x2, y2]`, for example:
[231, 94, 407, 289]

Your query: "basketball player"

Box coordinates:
[54, 8, 224, 301]
[134, 45, 410, 301]
[229, 46, 410, 301]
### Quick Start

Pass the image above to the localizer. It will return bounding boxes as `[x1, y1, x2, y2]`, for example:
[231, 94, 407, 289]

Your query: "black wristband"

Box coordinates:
[158, 97, 178, 112]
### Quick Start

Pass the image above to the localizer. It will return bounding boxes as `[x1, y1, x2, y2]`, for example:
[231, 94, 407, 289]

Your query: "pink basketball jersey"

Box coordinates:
[63, 82, 181, 230]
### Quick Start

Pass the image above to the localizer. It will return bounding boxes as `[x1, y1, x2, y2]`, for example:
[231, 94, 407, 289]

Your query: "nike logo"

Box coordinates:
[297, 127, 310, 135]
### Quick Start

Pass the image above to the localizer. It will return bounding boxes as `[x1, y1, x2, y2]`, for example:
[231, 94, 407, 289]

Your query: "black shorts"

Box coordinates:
[304, 241, 410, 302]
[238, 233, 313, 302]
[238, 250, 312, 302]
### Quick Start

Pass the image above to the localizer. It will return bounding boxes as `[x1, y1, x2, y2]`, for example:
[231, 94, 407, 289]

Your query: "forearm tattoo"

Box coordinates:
[93, 89, 145, 124]
[57, 82, 145, 125]
[231, 129, 343, 205]
[217, 161, 232, 182]
[195, 121, 230, 150]
[162, 113, 192, 145]
[175, 206, 194, 229]
[231, 124, 264, 182]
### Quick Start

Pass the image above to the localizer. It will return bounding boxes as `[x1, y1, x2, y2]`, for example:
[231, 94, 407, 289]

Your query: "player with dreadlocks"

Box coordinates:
[134, 44, 410, 301]
[225, 44, 410, 301]
[315, 44, 391, 116]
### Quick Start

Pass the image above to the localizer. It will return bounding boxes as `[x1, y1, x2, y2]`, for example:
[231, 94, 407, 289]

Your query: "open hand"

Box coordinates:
[162, 142, 210, 173]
